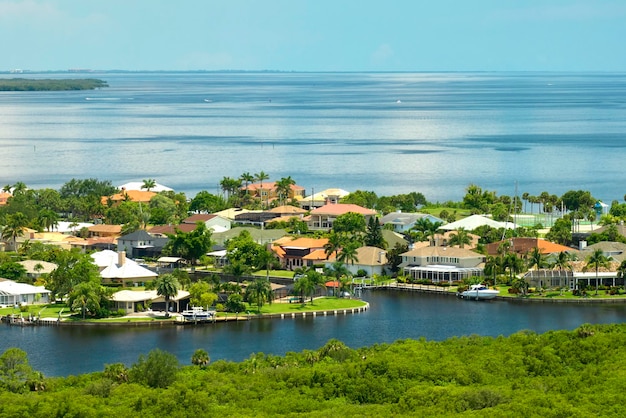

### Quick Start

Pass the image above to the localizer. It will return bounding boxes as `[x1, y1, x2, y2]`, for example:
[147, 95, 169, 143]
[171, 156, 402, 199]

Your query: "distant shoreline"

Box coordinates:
[0, 78, 108, 91]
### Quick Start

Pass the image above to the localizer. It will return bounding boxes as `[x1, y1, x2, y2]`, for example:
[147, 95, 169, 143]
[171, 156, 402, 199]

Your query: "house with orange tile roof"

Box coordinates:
[182, 213, 231, 232]
[485, 237, 573, 257]
[272, 237, 329, 270]
[0, 191, 11, 206]
[102, 188, 156, 205]
[242, 181, 306, 204]
[307, 203, 377, 231]
[88, 224, 122, 238]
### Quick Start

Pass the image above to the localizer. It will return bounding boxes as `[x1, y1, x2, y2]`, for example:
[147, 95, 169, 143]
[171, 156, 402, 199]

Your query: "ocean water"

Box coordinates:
[1, 71, 626, 203]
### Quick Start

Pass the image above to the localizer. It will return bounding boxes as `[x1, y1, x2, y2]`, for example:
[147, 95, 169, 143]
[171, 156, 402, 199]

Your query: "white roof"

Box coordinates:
[111, 289, 190, 302]
[53, 221, 95, 233]
[439, 214, 512, 231]
[303, 188, 350, 201]
[0, 280, 51, 296]
[17, 260, 57, 274]
[118, 181, 173, 192]
[91, 250, 158, 279]
[157, 256, 183, 263]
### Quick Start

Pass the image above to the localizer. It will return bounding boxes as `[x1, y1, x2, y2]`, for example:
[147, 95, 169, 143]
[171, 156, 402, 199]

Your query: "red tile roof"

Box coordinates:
[310, 203, 376, 216]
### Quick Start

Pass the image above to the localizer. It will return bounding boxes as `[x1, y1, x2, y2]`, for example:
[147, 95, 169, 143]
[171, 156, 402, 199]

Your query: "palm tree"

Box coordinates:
[1, 212, 29, 251]
[337, 242, 359, 266]
[141, 179, 157, 192]
[617, 260, 626, 292]
[484, 255, 501, 286]
[155, 274, 180, 317]
[323, 232, 343, 260]
[411, 218, 443, 246]
[245, 278, 273, 312]
[448, 228, 471, 248]
[553, 251, 572, 291]
[38, 209, 59, 232]
[68, 281, 101, 319]
[2, 184, 11, 193]
[254, 171, 270, 207]
[585, 249, 612, 295]
[223, 261, 250, 285]
[293, 275, 316, 304]
[240, 172, 254, 193]
[275, 176, 296, 206]
[191, 349, 210, 368]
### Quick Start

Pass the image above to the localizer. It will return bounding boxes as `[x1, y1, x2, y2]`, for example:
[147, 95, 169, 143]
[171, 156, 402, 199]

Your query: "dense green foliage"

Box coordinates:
[2, 323, 626, 416]
[0, 78, 108, 91]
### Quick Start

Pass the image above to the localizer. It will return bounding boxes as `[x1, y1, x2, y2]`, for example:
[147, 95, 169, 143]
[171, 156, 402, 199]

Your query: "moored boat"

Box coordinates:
[458, 284, 499, 300]
[181, 307, 215, 321]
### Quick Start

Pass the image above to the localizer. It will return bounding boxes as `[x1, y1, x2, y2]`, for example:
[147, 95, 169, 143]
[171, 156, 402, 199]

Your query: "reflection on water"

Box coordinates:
[3, 290, 626, 376]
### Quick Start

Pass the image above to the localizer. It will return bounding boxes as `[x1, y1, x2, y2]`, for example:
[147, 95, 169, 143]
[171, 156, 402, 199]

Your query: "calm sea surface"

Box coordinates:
[3, 291, 626, 377]
[1, 71, 626, 202]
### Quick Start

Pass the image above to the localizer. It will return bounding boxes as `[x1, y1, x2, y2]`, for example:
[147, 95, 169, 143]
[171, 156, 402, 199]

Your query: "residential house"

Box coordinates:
[102, 188, 156, 205]
[272, 237, 329, 270]
[439, 214, 513, 231]
[117, 229, 169, 259]
[307, 203, 377, 231]
[17, 260, 57, 281]
[242, 181, 306, 205]
[235, 205, 307, 227]
[0, 191, 11, 206]
[326, 246, 388, 277]
[212, 227, 288, 247]
[401, 246, 485, 284]
[485, 237, 574, 258]
[380, 211, 445, 234]
[301, 188, 350, 210]
[0, 279, 51, 306]
[91, 250, 158, 285]
[117, 181, 173, 193]
[111, 289, 190, 314]
[183, 214, 231, 233]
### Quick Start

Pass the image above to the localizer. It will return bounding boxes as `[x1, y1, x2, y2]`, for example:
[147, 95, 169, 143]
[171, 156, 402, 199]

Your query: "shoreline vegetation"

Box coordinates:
[0, 78, 108, 91]
[1, 323, 626, 416]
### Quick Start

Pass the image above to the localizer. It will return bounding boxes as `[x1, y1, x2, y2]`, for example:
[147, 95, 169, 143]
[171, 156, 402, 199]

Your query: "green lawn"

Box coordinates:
[246, 296, 367, 315]
[0, 303, 69, 318]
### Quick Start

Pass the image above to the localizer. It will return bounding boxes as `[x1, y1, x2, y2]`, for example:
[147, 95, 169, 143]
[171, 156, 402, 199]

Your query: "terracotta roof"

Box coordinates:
[303, 249, 328, 261]
[310, 203, 376, 216]
[244, 182, 305, 192]
[280, 237, 328, 250]
[88, 224, 122, 233]
[103, 189, 156, 204]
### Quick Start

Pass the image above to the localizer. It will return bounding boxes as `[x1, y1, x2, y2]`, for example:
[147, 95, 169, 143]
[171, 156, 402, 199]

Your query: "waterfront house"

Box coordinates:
[272, 237, 329, 270]
[401, 246, 485, 284]
[307, 203, 377, 231]
[325, 246, 389, 277]
[91, 250, 157, 285]
[0, 279, 51, 307]
[102, 188, 156, 205]
[111, 289, 190, 314]
[485, 237, 574, 257]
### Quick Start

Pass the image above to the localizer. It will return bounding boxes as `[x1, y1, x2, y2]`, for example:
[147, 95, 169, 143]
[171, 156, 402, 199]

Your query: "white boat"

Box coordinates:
[459, 284, 499, 300]
[181, 307, 215, 321]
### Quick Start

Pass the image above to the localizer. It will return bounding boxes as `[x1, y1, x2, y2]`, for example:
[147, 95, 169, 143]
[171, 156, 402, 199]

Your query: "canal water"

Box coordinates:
[3, 290, 626, 377]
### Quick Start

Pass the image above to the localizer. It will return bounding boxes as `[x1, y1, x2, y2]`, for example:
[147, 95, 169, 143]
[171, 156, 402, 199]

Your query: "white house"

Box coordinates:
[91, 250, 158, 285]
[0, 279, 51, 307]
[326, 246, 389, 277]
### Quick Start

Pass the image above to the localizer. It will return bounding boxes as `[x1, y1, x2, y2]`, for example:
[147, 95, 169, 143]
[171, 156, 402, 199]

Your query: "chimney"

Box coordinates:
[579, 240, 587, 251]
[118, 251, 126, 266]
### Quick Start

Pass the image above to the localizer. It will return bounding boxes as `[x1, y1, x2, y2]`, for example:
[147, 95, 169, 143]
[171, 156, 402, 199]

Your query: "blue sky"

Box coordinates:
[2, 0, 625, 72]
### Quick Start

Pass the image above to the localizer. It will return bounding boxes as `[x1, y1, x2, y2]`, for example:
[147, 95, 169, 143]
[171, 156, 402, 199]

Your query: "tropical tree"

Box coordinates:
[448, 228, 471, 248]
[46, 249, 101, 299]
[141, 179, 157, 191]
[324, 232, 344, 260]
[223, 260, 251, 285]
[240, 172, 254, 190]
[364, 216, 386, 249]
[527, 247, 546, 270]
[188, 281, 218, 308]
[191, 349, 210, 368]
[1, 212, 29, 251]
[164, 222, 213, 272]
[0, 348, 38, 393]
[130, 348, 180, 389]
[333, 212, 367, 235]
[275, 176, 296, 206]
[617, 260, 626, 292]
[154, 274, 180, 317]
[411, 218, 443, 245]
[245, 278, 274, 312]
[68, 281, 102, 319]
[585, 249, 612, 295]
[254, 171, 270, 207]
[484, 255, 502, 286]
[293, 275, 316, 304]
[552, 251, 572, 291]
[37, 209, 59, 232]
[337, 241, 360, 266]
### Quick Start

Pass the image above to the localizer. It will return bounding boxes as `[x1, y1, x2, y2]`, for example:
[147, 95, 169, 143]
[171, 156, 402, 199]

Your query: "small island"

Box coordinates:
[0, 78, 108, 91]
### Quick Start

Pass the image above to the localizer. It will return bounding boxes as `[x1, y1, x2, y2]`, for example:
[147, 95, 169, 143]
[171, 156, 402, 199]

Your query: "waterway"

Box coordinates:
[3, 290, 626, 377]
